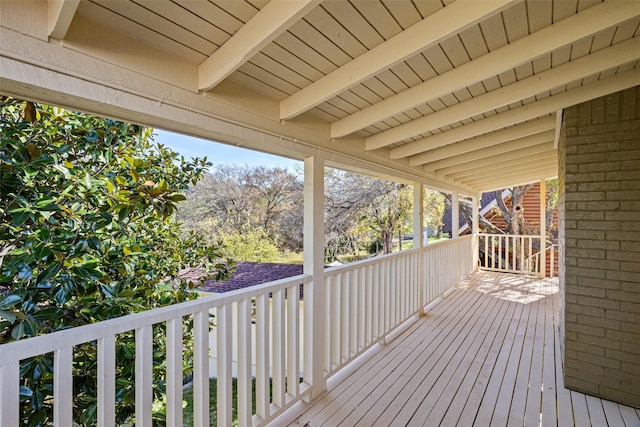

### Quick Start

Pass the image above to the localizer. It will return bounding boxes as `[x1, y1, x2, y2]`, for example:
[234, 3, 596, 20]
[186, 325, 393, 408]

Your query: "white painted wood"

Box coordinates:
[394, 69, 640, 160]
[303, 155, 326, 397]
[282, 0, 515, 120]
[216, 305, 233, 426]
[540, 179, 547, 278]
[451, 150, 557, 181]
[286, 284, 300, 398]
[0, 361, 19, 427]
[415, 116, 556, 167]
[199, 0, 320, 91]
[452, 193, 460, 239]
[332, 0, 640, 138]
[193, 311, 210, 427]
[438, 141, 555, 178]
[367, 36, 640, 149]
[48, 0, 80, 39]
[271, 289, 286, 408]
[54, 347, 73, 427]
[97, 335, 115, 427]
[255, 294, 270, 421]
[166, 318, 183, 427]
[135, 325, 153, 427]
[236, 299, 252, 427]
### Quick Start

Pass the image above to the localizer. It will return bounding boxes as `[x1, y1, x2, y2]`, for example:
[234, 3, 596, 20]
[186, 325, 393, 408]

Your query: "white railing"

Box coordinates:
[525, 243, 559, 278]
[0, 236, 475, 427]
[323, 235, 474, 377]
[478, 233, 542, 275]
[0, 275, 312, 427]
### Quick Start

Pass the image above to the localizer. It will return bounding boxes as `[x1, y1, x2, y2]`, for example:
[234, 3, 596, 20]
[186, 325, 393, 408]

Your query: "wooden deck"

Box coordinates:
[280, 272, 640, 427]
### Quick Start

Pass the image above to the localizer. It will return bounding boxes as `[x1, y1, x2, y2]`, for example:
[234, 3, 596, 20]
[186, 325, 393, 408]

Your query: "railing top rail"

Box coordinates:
[324, 235, 470, 277]
[479, 233, 542, 239]
[0, 273, 311, 365]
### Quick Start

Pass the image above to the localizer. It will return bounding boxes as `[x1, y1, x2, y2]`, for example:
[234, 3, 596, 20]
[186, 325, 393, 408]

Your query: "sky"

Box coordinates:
[152, 129, 301, 171]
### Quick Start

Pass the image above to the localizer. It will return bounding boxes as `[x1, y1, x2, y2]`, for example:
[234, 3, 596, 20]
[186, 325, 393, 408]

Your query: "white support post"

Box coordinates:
[413, 184, 425, 312]
[472, 194, 480, 271]
[452, 193, 460, 239]
[452, 193, 460, 281]
[303, 155, 326, 399]
[540, 179, 547, 278]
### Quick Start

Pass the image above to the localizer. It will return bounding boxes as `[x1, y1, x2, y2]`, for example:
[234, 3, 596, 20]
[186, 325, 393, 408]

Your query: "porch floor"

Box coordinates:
[281, 271, 640, 427]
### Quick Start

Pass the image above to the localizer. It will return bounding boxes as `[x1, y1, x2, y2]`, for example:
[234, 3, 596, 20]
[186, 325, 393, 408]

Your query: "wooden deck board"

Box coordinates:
[283, 272, 640, 427]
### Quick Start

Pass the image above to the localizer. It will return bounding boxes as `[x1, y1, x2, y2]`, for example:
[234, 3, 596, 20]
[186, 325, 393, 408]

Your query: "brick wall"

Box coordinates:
[560, 86, 640, 407]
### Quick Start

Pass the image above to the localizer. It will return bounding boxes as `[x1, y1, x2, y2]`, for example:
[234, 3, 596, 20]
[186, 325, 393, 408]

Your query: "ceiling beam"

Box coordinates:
[366, 36, 640, 149]
[331, 0, 640, 139]
[414, 116, 555, 166]
[457, 155, 557, 185]
[472, 167, 559, 192]
[199, 0, 320, 91]
[432, 135, 555, 175]
[392, 68, 640, 161]
[442, 144, 556, 179]
[48, 0, 80, 39]
[279, 0, 517, 120]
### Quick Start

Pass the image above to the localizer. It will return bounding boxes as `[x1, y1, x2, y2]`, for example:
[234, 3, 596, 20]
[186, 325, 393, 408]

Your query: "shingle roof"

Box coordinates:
[198, 262, 303, 294]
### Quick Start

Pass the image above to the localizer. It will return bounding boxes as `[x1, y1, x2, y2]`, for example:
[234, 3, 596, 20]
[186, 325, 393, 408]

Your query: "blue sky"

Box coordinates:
[152, 129, 301, 170]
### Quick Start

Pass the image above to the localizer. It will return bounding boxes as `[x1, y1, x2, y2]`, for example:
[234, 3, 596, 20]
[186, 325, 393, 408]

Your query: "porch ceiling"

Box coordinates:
[1, 0, 639, 194]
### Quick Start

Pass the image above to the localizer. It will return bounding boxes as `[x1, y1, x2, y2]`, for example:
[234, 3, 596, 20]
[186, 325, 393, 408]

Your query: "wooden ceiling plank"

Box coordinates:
[413, 116, 556, 165]
[502, 0, 528, 43]
[304, 6, 366, 59]
[458, 25, 489, 60]
[77, 1, 206, 63]
[365, 36, 640, 149]
[198, 0, 319, 91]
[426, 129, 555, 172]
[350, 0, 403, 40]
[459, 160, 558, 187]
[382, 0, 423, 29]
[280, 0, 516, 120]
[459, 159, 558, 183]
[210, 1, 261, 23]
[321, 1, 384, 50]
[95, 0, 215, 55]
[526, 0, 553, 33]
[390, 67, 640, 160]
[441, 143, 556, 178]
[261, 43, 324, 82]
[331, 1, 640, 138]
[275, 32, 336, 75]
[48, 0, 80, 39]
[146, 1, 235, 44]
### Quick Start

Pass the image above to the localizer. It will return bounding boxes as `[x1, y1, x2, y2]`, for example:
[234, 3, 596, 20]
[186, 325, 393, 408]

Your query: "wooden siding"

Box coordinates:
[280, 272, 640, 427]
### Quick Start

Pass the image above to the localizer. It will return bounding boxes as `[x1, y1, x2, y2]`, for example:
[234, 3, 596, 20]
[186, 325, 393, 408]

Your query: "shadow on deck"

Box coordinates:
[277, 271, 640, 427]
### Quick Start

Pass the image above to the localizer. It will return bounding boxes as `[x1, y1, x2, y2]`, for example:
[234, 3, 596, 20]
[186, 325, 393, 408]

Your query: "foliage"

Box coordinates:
[0, 98, 231, 426]
[217, 221, 280, 262]
[177, 165, 304, 254]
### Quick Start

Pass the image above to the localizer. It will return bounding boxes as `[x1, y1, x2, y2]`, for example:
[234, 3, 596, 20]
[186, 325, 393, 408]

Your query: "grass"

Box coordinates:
[183, 377, 268, 427]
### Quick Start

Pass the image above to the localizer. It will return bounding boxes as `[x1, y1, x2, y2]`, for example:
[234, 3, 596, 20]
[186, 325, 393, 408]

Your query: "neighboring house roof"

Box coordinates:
[199, 262, 303, 294]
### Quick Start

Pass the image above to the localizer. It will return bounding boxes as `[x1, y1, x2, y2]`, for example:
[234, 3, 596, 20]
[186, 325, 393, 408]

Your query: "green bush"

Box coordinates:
[0, 98, 232, 425]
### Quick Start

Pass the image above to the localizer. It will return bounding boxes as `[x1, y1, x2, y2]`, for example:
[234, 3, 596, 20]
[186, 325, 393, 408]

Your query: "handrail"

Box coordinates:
[524, 243, 558, 278]
[0, 274, 312, 365]
[478, 233, 542, 275]
[0, 236, 476, 426]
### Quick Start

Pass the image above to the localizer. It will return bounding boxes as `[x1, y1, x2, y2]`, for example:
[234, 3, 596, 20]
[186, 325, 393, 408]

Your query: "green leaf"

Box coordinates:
[0, 310, 17, 322]
[0, 295, 22, 309]
[11, 321, 25, 340]
[13, 210, 30, 227]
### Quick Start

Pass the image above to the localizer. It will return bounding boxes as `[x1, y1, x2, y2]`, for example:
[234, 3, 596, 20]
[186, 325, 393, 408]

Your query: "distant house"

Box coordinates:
[453, 182, 559, 276]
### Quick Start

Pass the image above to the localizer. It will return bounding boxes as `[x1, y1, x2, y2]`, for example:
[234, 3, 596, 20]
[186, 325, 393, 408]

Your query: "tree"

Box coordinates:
[0, 98, 231, 426]
[494, 184, 535, 235]
[177, 165, 304, 255]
